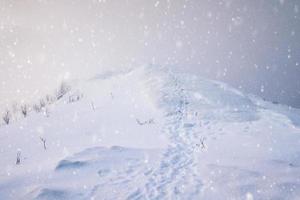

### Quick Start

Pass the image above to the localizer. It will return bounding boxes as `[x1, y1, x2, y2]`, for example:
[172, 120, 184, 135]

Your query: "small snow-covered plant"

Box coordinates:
[3, 110, 10, 124]
[136, 119, 144, 125]
[68, 92, 83, 103]
[148, 118, 155, 124]
[90, 101, 96, 111]
[56, 81, 71, 100]
[39, 99, 46, 108]
[136, 118, 155, 125]
[198, 137, 206, 150]
[45, 94, 54, 104]
[21, 104, 28, 117]
[16, 150, 21, 165]
[33, 104, 42, 113]
[40, 137, 47, 150]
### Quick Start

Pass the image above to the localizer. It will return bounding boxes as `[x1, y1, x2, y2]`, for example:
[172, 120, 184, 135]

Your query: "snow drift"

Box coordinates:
[0, 66, 300, 200]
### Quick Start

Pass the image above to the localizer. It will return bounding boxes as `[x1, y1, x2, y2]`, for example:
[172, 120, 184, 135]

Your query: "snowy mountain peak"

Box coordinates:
[0, 67, 300, 200]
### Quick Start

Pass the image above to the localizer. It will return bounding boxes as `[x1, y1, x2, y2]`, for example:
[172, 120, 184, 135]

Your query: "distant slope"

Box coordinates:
[0, 66, 300, 200]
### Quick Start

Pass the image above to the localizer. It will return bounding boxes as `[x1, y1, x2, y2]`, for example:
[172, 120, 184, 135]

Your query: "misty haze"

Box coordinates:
[0, 1, 300, 200]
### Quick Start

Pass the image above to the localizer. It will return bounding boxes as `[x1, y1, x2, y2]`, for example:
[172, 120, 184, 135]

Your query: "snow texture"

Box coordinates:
[0, 66, 300, 200]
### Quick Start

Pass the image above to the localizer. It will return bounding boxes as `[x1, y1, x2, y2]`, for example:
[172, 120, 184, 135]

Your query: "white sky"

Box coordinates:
[0, 0, 299, 110]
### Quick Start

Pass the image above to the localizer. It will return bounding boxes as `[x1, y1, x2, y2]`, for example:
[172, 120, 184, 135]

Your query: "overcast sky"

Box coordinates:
[0, 0, 299, 110]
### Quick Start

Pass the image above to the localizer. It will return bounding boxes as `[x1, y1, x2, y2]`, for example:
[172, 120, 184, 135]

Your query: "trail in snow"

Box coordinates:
[127, 70, 204, 199]
[125, 67, 300, 200]
[0, 67, 300, 200]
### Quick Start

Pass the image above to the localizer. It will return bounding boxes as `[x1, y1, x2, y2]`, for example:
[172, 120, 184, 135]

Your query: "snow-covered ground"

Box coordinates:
[0, 66, 300, 200]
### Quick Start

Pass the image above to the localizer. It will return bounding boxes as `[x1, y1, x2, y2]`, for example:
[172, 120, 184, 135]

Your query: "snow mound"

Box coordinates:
[0, 66, 300, 200]
[35, 188, 85, 200]
[32, 146, 161, 200]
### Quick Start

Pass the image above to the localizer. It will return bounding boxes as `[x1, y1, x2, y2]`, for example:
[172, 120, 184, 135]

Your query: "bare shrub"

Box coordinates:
[195, 137, 206, 150]
[39, 99, 46, 108]
[2, 110, 10, 124]
[21, 104, 28, 117]
[136, 118, 155, 125]
[40, 137, 47, 150]
[33, 104, 42, 113]
[56, 81, 71, 100]
[90, 101, 96, 111]
[68, 92, 83, 103]
[45, 95, 54, 104]
[16, 150, 21, 165]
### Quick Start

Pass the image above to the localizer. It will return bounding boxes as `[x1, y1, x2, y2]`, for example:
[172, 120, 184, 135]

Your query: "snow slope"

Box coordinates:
[0, 66, 300, 200]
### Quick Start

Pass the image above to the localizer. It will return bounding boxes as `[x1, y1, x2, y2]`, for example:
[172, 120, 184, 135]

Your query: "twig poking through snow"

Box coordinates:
[16, 150, 21, 165]
[21, 104, 28, 117]
[195, 137, 206, 150]
[136, 118, 155, 125]
[2, 110, 10, 125]
[40, 137, 47, 150]
[90, 101, 96, 111]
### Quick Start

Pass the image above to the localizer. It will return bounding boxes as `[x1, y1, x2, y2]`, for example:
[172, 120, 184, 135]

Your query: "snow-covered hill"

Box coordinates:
[0, 66, 300, 200]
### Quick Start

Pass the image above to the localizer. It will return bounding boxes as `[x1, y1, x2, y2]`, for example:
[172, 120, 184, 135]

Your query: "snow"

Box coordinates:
[0, 66, 300, 199]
